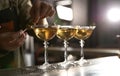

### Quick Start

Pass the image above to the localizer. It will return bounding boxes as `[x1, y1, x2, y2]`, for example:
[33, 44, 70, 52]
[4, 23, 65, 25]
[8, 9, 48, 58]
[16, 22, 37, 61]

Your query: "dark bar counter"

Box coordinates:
[0, 56, 120, 76]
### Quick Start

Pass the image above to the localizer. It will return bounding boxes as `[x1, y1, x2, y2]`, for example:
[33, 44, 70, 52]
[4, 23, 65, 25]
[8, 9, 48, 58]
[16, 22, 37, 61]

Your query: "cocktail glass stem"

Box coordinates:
[80, 39, 85, 61]
[38, 41, 50, 71]
[64, 40, 68, 63]
[43, 41, 49, 65]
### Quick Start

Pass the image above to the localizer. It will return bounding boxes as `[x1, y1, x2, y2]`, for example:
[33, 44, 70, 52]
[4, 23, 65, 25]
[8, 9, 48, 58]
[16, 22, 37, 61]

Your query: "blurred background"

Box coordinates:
[24, 0, 120, 66]
[33, 0, 120, 48]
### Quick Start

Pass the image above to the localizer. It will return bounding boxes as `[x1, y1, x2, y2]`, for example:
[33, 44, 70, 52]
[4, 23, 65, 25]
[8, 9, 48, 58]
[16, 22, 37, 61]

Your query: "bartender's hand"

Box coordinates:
[0, 30, 26, 51]
[30, 0, 55, 24]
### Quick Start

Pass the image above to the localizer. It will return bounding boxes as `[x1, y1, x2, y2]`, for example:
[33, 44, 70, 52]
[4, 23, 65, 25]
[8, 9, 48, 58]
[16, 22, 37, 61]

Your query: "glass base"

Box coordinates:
[54, 61, 75, 70]
[73, 59, 91, 67]
[37, 63, 55, 72]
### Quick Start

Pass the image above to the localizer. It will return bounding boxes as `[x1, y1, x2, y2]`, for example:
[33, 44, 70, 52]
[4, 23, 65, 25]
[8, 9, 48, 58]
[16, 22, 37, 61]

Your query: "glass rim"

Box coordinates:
[75, 25, 96, 29]
[32, 24, 57, 28]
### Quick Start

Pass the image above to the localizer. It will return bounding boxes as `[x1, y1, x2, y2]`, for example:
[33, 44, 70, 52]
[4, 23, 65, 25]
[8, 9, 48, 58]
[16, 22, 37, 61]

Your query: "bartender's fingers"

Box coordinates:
[40, 6, 55, 19]
[48, 9, 55, 17]
[9, 30, 24, 43]
[16, 33, 26, 46]
[39, 2, 54, 19]
[9, 32, 26, 48]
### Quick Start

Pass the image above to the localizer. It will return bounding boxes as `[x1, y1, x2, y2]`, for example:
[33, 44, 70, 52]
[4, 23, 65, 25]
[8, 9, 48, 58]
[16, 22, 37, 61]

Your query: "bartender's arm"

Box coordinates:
[0, 0, 55, 51]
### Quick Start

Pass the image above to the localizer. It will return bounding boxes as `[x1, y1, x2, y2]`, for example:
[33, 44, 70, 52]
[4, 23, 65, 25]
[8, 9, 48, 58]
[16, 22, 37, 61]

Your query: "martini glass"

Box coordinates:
[74, 25, 96, 66]
[56, 25, 75, 69]
[33, 25, 57, 71]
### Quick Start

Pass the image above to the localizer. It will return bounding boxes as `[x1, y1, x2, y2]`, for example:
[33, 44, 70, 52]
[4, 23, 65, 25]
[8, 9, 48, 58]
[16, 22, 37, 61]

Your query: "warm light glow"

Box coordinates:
[107, 7, 120, 22]
[56, 5, 73, 21]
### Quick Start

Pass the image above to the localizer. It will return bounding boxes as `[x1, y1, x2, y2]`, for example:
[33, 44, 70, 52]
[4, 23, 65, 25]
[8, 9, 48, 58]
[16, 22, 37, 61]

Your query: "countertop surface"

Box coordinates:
[0, 56, 120, 76]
